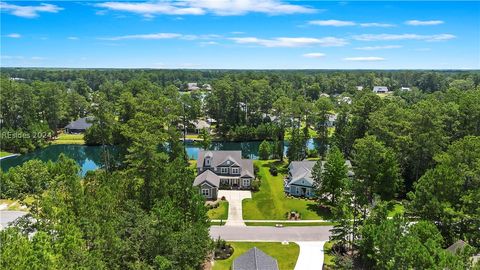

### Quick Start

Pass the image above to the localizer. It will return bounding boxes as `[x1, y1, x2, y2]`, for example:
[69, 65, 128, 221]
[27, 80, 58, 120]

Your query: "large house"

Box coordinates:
[373, 86, 389, 93]
[193, 151, 254, 200]
[64, 117, 93, 133]
[284, 159, 354, 198]
[232, 247, 279, 270]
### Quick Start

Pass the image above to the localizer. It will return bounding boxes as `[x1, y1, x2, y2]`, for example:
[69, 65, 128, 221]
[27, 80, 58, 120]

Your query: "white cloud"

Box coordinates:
[199, 41, 219, 46]
[100, 33, 183, 41]
[405, 20, 444, 26]
[100, 32, 220, 41]
[67, 36, 79, 40]
[6, 33, 21, 38]
[96, 0, 316, 17]
[230, 36, 347, 47]
[96, 2, 205, 17]
[0, 2, 62, 18]
[360, 23, 395, 27]
[308, 20, 355, 27]
[344, 57, 385, 61]
[355, 45, 402, 50]
[309, 20, 394, 27]
[353, 33, 456, 42]
[303, 53, 326, 58]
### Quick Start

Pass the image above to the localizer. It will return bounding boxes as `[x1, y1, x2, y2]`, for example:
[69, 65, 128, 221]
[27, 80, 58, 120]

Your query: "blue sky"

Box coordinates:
[1, 1, 479, 69]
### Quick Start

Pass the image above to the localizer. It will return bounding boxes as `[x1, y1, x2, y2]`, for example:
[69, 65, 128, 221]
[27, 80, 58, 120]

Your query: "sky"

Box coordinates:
[1, 1, 479, 69]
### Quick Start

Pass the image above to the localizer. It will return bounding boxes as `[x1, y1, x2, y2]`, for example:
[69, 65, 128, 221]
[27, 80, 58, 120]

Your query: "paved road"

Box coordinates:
[0, 211, 27, 230]
[210, 225, 332, 242]
[294, 241, 326, 270]
[217, 190, 251, 226]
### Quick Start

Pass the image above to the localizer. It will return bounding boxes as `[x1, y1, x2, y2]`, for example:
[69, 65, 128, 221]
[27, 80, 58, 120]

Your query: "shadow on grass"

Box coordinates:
[306, 203, 333, 220]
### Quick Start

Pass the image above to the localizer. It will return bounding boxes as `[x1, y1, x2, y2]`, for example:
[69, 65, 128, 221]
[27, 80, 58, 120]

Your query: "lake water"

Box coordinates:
[1, 139, 319, 176]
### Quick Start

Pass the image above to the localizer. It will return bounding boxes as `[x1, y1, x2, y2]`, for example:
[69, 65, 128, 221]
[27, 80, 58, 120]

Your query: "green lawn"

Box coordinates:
[245, 221, 336, 227]
[323, 241, 335, 268]
[213, 242, 300, 270]
[242, 160, 332, 220]
[0, 151, 14, 158]
[387, 201, 405, 217]
[0, 197, 34, 211]
[208, 201, 229, 220]
[52, 133, 85, 145]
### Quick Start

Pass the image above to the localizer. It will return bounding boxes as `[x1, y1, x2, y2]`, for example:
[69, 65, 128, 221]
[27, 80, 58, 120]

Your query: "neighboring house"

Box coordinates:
[193, 151, 255, 200]
[64, 117, 93, 133]
[446, 240, 480, 265]
[206, 118, 217, 125]
[285, 159, 354, 198]
[262, 113, 279, 123]
[400, 87, 411, 91]
[232, 247, 279, 270]
[356, 86, 364, 91]
[202, 83, 212, 90]
[326, 113, 337, 127]
[339, 96, 352, 104]
[187, 83, 200, 91]
[319, 93, 330, 98]
[373, 86, 389, 93]
[192, 120, 211, 133]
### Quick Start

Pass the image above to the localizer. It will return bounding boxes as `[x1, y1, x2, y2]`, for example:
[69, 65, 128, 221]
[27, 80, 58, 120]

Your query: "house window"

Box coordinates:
[243, 179, 250, 186]
[232, 168, 239, 174]
[205, 157, 211, 166]
[220, 167, 228, 174]
[201, 189, 210, 197]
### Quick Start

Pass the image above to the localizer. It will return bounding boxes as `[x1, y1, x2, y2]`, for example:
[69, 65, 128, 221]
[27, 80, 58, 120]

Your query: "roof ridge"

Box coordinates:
[253, 247, 259, 270]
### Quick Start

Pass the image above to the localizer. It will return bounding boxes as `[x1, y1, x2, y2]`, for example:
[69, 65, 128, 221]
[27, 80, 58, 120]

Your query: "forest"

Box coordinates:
[0, 68, 479, 269]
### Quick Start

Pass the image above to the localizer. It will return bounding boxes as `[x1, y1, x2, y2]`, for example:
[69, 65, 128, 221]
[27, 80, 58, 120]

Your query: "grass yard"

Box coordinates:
[0, 197, 34, 211]
[52, 133, 85, 145]
[208, 201, 229, 220]
[323, 241, 335, 268]
[242, 160, 332, 220]
[0, 151, 14, 158]
[387, 201, 405, 217]
[245, 221, 336, 226]
[213, 242, 300, 270]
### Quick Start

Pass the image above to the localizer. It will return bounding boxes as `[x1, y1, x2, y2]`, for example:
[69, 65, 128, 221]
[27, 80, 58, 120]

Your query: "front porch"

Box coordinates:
[220, 177, 252, 190]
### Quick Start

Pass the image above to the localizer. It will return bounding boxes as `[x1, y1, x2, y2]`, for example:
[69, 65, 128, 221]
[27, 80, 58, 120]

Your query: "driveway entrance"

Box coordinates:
[217, 190, 251, 226]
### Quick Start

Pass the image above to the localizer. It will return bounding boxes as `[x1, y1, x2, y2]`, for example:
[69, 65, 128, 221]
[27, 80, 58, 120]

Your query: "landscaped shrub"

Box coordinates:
[213, 237, 234, 260]
[269, 164, 278, 176]
[307, 149, 319, 158]
[221, 196, 226, 201]
[253, 163, 260, 174]
[251, 179, 261, 192]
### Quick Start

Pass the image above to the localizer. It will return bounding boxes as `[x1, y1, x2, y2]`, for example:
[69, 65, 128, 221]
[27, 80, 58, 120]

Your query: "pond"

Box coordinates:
[1, 139, 320, 176]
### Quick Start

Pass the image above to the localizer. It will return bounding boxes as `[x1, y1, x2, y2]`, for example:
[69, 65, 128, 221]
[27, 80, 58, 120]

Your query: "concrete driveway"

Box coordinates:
[217, 190, 251, 226]
[0, 211, 27, 230]
[210, 225, 332, 242]
[294, 241, 326, 270]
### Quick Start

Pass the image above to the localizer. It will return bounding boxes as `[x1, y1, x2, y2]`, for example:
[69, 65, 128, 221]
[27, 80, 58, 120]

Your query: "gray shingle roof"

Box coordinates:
[198, 151, 243, 168]
[64, 117, 93, 131]
[193, 170, 220, 187]
[287, 159, 354, 187]
[232, 247, 279, 270]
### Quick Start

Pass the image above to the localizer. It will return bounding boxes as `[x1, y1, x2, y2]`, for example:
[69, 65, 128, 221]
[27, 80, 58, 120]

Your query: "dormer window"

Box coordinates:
[232, 168, 239, 174]
[221, 167, 228, 174]
[205, 157, 211, 167]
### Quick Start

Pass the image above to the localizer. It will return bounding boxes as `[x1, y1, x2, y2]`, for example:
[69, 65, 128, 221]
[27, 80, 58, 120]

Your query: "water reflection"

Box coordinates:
[1, 139, 319, 175]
